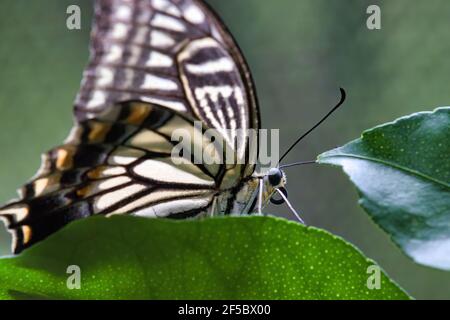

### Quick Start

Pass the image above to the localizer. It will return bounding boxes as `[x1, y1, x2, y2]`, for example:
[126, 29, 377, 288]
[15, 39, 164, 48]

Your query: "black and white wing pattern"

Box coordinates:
[76, 0, 259, 162]
[0, 0, 260, 253]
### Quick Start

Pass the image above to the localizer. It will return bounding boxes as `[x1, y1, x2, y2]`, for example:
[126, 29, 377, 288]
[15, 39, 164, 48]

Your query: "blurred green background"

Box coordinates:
[1, 0, 449, 299]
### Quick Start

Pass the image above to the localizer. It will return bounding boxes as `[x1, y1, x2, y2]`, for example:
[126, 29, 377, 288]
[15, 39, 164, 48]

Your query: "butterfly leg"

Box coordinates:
[275, 188, 306, 225]
[257, 178, 264, 215]
[209, 197, 217, 217]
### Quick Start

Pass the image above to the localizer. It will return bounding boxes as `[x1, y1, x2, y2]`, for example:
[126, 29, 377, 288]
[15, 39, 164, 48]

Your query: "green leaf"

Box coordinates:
[318, 107, 450, 270]
[0, 216, 408, 300]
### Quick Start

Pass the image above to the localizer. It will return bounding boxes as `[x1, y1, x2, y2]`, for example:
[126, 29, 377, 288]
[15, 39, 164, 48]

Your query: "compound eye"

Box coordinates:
[268, 168, 283, 187]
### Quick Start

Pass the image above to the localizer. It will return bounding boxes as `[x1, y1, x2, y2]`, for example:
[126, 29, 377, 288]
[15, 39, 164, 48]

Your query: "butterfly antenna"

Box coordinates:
[279, 160, 316, 169]
[278, 88, 346, 164]
[275, 188, 306, 225]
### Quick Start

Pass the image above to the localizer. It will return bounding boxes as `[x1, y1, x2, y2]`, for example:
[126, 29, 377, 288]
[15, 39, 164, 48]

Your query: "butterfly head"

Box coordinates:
[266, 167, 286, 188]
[259, 167, 288, 207]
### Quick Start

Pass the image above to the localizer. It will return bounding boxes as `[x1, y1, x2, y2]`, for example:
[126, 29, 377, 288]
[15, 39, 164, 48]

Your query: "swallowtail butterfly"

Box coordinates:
[0, 0, 345, 253]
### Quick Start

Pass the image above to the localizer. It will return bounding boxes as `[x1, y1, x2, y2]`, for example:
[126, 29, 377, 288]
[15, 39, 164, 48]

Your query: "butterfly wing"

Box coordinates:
[1, 102, 221, 252]
[1, 0, 260, 253]
[76, 0, 260, 162]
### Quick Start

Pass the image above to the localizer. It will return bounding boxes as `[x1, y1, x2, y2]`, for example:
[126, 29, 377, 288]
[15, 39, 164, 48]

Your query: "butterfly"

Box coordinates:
[0, 0, 345, 254]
